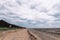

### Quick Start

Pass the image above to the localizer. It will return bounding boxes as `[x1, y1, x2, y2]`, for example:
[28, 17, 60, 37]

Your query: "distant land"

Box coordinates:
[0, 20, 26, 30]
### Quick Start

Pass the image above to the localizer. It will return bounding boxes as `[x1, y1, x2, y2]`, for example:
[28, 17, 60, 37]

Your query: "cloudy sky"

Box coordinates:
[0, 0, 60, 28]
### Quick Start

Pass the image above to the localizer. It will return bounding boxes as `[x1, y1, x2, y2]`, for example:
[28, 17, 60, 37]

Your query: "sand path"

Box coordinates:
[0, 29, 31, 40]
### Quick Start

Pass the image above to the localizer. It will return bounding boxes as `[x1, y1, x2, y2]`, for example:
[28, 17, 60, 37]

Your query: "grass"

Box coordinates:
[0, 27, 20, 31]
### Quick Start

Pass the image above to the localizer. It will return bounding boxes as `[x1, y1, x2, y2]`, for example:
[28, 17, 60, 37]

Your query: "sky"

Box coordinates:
[0, 0, 60, 28]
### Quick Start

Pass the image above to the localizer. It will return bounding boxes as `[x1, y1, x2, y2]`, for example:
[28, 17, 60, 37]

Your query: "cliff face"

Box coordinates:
[0, 20, 10, 28]
[0, 20, 26, 28]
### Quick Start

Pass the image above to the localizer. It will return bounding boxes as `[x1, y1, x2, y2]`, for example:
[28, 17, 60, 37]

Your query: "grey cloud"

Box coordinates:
[53, 12, 60, 18]
[53, 3, 60, 11]
[0, 13, 5, 15]
[0, 5, 7, 10]
[7, 12, 16, 15]
[39, 8, 48, 13]
[51, 21, 60, 28]
[16, 0, 22, 5]
[30, 4, 37, 9]
[36, 7, 48, 13]
[30, 4, 48, 13]
[55, 18, 60, 21]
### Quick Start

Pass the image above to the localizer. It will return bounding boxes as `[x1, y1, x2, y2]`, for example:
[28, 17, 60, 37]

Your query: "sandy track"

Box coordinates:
[0, 29, 31, 40]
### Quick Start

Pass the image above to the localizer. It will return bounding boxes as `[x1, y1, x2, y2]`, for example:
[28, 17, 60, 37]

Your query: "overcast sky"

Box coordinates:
[0, 0, 60, 28]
